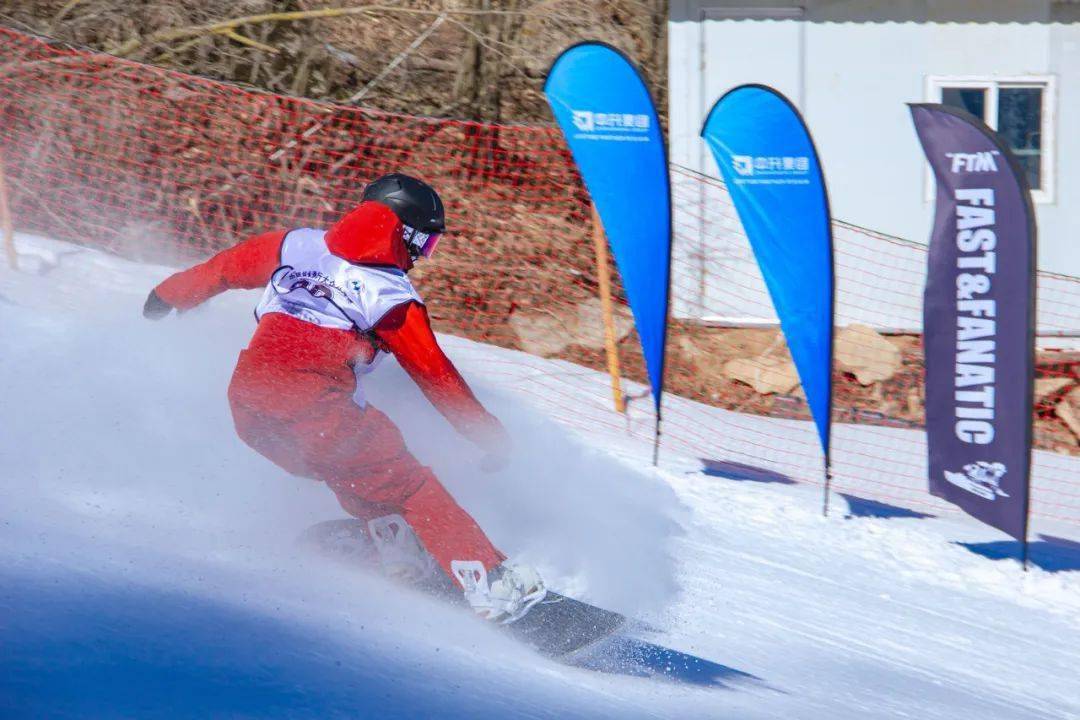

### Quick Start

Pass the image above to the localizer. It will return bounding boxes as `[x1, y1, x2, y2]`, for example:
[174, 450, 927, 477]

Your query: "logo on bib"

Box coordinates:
[290, 278, 333, 299]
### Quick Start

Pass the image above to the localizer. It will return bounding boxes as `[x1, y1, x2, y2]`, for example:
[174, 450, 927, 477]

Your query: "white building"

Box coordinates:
[668, 1, 1080, 289]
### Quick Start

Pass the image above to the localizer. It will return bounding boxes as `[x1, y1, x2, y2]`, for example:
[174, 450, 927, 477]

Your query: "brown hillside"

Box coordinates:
[0, 1, 667, 122]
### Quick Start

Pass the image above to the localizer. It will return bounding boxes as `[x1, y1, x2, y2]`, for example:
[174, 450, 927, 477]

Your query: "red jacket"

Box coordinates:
[154, 203, 505, 449]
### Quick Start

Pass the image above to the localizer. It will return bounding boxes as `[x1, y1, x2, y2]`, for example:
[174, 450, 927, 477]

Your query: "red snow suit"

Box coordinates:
[153, 202, 507, 576]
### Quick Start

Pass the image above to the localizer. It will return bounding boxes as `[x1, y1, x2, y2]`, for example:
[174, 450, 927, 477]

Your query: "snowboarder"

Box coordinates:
[143, 173, 546, 623]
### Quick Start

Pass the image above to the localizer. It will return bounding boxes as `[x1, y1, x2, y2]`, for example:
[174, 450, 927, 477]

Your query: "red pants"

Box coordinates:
[226, 328, 505, 577]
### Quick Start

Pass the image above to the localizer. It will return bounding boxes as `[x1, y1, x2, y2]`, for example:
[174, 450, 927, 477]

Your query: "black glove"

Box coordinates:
[143, 289, 173, 320]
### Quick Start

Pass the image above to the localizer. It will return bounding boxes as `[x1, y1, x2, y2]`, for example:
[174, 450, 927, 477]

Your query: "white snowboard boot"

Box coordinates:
[451, 560, 547, 624]
[367, 514, 437, 582]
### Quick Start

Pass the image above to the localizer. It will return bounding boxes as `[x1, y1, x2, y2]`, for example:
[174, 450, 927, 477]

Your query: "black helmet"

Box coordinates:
[362, 173, 445, 234]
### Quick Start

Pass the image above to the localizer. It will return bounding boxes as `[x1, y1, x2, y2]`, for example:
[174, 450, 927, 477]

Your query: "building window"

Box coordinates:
[927, 76, 1056, 202]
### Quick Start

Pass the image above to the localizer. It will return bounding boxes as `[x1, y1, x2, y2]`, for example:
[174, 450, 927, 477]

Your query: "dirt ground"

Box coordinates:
[568, 323, 1079, 456]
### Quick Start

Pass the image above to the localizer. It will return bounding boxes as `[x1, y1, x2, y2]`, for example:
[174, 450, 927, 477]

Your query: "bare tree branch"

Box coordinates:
[108, 4, 558, 58]
[218, 27, 279, 54]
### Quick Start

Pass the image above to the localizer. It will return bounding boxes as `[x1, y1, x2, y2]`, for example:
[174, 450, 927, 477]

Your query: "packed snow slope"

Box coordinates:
[2, 235, 1079, 720]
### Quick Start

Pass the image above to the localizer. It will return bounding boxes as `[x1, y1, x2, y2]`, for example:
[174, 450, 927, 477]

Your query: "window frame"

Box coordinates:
[925, 75, 1057, 204]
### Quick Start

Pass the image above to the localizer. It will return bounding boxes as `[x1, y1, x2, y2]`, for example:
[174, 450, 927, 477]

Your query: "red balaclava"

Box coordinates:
[324, 201, 412, 271]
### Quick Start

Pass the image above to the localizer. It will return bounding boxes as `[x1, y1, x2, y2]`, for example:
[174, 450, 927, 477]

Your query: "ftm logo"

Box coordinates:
[946, 151, 1000, 173]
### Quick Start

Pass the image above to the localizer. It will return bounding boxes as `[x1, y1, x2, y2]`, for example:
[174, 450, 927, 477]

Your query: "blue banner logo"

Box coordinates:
[544, 42, 672, 412]
[701, 85, 834, 459]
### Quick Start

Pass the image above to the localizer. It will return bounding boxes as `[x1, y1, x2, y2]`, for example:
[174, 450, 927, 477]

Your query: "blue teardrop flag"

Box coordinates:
[701, 85, 834, 460]
[544, 42, 672, 414]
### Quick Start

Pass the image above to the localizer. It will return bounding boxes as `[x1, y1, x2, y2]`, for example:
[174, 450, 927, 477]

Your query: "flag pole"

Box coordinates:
[1020, 471, 1032, 572]
[591, 203, 625, 414]
[0, 154, 16, 270]
[822, 456, 833, 516]
[652, 405, 662, 467]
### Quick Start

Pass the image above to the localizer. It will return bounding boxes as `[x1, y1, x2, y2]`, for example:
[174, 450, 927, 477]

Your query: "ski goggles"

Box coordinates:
[403, 224, 442, 260]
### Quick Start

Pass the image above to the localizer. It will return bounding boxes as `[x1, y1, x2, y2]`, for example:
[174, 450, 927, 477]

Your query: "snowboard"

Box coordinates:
[299, 519, 744, 686]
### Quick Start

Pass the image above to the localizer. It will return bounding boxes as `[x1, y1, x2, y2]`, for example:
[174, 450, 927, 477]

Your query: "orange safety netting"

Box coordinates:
[0, 27, 1077, 528]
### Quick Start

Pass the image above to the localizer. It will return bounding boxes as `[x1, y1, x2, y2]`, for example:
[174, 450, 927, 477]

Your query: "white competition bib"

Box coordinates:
[254, 228, 422, 408]
[255, 228, 422, 333]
